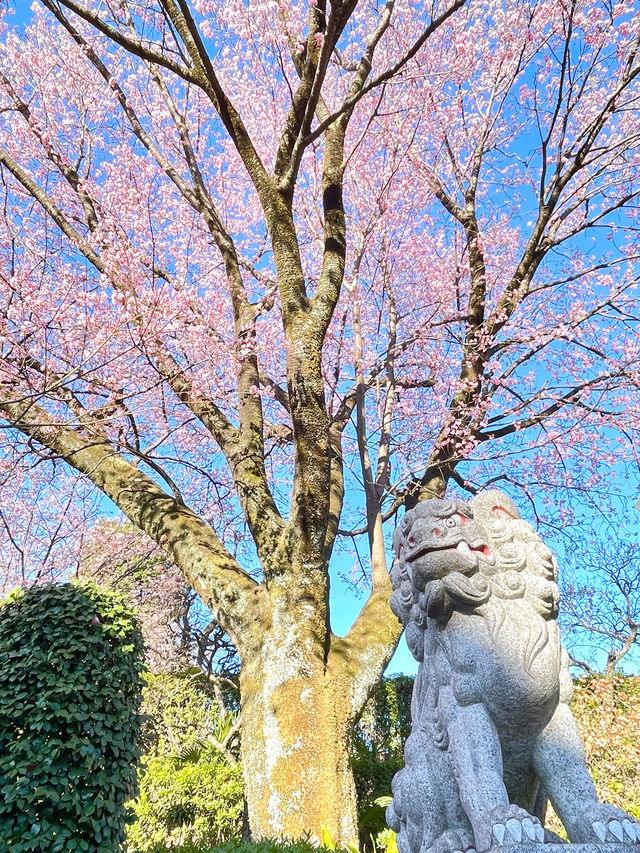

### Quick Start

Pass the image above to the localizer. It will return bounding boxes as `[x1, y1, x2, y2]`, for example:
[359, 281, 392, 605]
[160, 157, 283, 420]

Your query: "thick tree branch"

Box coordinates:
[303, 0, 469, 148]
[47, 0, 199, 80]
[0, 394, 258, 643]
[329, 590, 402, 720]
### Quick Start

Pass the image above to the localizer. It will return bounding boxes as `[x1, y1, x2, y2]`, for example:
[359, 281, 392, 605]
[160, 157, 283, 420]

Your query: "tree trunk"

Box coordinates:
[239, 623, 360, 846]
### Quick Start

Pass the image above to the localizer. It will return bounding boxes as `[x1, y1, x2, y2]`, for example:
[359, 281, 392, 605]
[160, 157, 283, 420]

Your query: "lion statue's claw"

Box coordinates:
[478, 804, 544, 850]
[424, 828, 475, 853]
[571, 803, 640, 844]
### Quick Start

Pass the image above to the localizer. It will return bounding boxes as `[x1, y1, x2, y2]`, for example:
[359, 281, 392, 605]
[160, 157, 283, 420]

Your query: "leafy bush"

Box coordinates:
[137, 670, 239, 753]
[126, 671, 243, 853]
[546, 675, 640, 836]
[126, 749, 243, 853]
[0, 581, 145, 852]
[352, 676, 412, 848]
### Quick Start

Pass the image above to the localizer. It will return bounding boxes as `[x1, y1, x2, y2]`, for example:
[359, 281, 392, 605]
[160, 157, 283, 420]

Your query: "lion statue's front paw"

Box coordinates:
[568, 802, 640, 844]
[424, 828, 475, 853]
[475, 804, 544, 851]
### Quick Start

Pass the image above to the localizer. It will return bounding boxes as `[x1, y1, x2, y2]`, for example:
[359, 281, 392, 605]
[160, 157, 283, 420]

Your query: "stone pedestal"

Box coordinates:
[489, 847, 638, 853]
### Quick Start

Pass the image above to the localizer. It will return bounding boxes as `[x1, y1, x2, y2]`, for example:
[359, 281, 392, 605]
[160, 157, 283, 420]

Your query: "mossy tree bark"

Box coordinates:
[239, 606, 398, 843]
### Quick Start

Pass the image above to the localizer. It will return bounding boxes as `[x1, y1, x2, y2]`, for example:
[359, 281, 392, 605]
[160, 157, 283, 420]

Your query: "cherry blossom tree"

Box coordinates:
[1, 0, 640, 842]
[77, 519, 240, 681]
[0, 458, 101, 594]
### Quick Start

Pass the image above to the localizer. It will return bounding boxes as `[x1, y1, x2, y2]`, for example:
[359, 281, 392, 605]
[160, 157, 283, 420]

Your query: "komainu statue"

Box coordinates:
[386, 490, 639, 853]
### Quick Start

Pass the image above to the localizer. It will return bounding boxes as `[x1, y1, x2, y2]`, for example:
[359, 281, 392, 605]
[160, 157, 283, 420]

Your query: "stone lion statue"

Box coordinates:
[386, 490, 639, 853]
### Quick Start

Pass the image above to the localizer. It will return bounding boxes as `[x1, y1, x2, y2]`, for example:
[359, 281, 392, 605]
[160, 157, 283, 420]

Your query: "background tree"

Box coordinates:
[0, 460, 102, 594]
[79, 520, 240, 677]
[352, 675, 413, 851]
[1, 0, 640, 842]
[561, 531, 640, 678]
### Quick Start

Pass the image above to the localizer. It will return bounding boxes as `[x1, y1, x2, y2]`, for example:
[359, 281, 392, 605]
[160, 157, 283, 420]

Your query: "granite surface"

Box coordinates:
[386, 490, 640, 853]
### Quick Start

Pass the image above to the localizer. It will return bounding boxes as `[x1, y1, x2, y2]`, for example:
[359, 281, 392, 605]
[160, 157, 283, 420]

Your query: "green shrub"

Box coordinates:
[0, 581, 145, 852]
[352, 676, 412, 849]
[126, 671, 243, 853]
[126, 749, 243, 852]
[136, 670, 239, 754]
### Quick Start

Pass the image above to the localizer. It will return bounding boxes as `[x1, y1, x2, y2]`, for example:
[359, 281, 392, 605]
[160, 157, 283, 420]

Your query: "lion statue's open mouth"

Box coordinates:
[387, 489, 640, 853]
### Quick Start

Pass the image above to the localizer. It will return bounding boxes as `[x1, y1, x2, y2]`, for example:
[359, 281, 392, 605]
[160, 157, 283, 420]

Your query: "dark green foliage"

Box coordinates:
[0, 581, 145, 852]
[352, 676, 413, 848]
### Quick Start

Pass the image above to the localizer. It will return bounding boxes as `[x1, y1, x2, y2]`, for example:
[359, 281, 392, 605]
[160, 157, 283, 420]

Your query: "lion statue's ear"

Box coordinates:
[470, 489, 520, 523]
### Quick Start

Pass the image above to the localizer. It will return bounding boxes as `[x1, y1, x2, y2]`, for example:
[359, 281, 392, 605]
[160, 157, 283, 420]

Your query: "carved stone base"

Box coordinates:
[488, 846, 640, 852]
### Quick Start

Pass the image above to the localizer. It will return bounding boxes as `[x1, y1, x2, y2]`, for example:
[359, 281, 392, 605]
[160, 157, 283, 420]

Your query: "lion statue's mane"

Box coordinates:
[390, 490, 559, 668]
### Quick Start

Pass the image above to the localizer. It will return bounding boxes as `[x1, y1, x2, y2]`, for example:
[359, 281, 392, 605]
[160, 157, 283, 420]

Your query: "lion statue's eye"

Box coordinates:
[445, 517, 457, 528]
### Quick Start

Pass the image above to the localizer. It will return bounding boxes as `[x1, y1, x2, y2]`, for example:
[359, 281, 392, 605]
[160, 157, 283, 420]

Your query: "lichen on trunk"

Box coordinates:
[239, 619, 360, 845]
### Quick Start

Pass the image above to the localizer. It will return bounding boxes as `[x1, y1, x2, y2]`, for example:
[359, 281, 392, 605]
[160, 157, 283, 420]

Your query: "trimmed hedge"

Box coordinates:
[0, 581, 145, 852]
